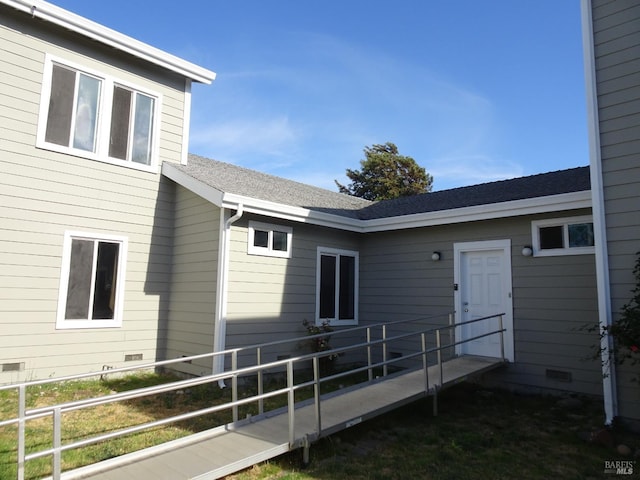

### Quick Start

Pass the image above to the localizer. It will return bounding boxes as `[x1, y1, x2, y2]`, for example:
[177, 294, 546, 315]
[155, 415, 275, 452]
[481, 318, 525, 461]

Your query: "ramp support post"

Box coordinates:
[302, 435, 310, 467]
[432, 386, 439, 417]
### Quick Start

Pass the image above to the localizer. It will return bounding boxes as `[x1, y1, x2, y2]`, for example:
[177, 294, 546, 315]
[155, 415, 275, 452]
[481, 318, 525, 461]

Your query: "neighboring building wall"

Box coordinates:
[592, 0, 640, 419]
[0, 7, 187, 381]
[361, 210, 603, 396]
[164, 186, 220, 376]
[225, 215, 362, 367]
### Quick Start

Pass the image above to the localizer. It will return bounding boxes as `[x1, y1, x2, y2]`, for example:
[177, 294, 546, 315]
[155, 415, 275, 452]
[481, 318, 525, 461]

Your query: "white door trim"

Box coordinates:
[453, 239, 514, 362]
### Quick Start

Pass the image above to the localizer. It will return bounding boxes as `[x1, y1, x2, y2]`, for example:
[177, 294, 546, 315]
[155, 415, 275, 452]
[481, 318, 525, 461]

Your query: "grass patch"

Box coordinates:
[225, 383, 639, 480]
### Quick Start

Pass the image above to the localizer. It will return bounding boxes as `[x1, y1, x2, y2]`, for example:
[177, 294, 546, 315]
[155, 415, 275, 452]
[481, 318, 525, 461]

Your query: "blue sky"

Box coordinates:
[54, 0, 588, 192]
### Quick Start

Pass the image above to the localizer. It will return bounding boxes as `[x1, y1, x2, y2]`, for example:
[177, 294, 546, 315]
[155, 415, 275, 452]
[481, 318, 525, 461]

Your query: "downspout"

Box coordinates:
[213, 204, 243, 388]
[581, 0, 617, 424]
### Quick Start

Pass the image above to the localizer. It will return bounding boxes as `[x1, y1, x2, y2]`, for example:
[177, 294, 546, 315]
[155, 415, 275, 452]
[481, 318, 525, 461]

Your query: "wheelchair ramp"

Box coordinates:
[61, 355, 504, 480]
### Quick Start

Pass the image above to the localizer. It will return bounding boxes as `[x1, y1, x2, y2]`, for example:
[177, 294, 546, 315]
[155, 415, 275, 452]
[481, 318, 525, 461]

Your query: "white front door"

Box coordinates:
[454, 240, 514, 361]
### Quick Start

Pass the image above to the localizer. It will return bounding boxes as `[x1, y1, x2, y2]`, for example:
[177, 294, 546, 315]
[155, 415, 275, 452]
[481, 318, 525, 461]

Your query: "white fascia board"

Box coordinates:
[361, 190, 592, 233]
[162, 163, 224, 206]
[3, 0, 216, 84]
[219, 193, 364, 232]
[220, 190, 590, 232]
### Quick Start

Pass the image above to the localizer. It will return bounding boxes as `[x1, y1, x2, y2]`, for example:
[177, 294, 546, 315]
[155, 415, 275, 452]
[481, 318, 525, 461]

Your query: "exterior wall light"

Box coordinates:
[522, 246, 533, 257]
[431, 251, 441, 261]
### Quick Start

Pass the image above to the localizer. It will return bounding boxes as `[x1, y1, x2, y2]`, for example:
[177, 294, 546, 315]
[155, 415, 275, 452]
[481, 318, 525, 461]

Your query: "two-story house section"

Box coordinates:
[0, 0, 215, 381]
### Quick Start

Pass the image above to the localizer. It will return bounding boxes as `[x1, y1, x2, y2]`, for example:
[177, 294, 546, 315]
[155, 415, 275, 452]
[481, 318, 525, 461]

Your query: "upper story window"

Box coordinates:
[109, 85, 155, 165]
[531, 215, 595, 257]
[248, 221, 293, 258]
[316, 247, 359, 326]
[38, 54, 160, 172]
[45, 65, 101, 152]
[57, 231, 128, 329]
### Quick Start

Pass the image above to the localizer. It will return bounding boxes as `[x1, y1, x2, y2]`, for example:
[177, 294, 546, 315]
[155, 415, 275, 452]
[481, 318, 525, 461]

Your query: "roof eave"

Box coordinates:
[163, 162, 364, 231]
[162, 162, 224, 205]
[361, 190, 593, 233]
[165, 161, 592, 233]
[3, 0, 216, 84]
[220, 193, 364, 232]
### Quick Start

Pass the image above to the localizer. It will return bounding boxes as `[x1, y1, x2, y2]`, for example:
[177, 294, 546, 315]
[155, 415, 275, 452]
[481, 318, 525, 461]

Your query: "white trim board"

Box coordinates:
[2, 0, 216, 84]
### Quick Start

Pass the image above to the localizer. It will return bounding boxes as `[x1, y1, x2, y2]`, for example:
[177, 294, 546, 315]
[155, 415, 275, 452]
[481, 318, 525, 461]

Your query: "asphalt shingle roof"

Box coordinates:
[177, 155, 590, 221]
[180, 154, 372, 218]
[358, 166, 591, 220]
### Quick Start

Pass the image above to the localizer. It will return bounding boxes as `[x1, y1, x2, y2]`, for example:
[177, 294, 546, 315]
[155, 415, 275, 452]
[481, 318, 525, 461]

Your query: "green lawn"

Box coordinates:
[227, 384, 638, 480]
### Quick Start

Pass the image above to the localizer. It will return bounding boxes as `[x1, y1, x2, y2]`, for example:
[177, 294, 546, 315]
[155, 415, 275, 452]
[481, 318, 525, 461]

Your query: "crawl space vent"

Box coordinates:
[546, 369, 572, 382]
[2, 362, 25, 372]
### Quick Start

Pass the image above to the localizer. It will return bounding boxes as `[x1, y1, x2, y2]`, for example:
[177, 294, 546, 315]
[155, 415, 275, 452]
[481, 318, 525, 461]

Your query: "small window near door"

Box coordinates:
[57, 231, 128, 329]
[316, 247, 358, 326]
[247, 221, 293, 258]
[532, 216, 595, 256]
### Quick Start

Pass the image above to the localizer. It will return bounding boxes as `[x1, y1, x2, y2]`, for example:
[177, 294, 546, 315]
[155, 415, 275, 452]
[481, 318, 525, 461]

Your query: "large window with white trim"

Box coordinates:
[57, 231, 128, 329]
[38, 54, 160, 171]
[248, 221, 293, 258]
[316, 247, 359, 326]
[531, 215, 595, 256]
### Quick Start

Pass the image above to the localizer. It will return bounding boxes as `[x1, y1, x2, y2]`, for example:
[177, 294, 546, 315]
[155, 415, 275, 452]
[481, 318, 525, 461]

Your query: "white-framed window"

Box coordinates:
[316, 247, 359, 326]
[248, 221, 293, 258]
[531, 215, 595, 257]
[56, 231, 128, 329]
[37, 54, 161, 172]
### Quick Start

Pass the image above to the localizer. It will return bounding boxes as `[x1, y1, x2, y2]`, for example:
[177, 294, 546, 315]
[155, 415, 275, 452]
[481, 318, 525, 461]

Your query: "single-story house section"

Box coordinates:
[162, 154, 602, 398]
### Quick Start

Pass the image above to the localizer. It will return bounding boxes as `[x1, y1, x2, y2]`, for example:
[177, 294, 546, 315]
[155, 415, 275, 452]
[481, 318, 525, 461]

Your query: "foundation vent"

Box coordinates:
[124, 353, 143, 362]
[2, 362, 25, 372]
[546, 369, 572, 383]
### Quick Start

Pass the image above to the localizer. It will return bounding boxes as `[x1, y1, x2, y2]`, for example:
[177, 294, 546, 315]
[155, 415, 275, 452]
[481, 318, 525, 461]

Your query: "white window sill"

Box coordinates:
[36, 142, 159, 174]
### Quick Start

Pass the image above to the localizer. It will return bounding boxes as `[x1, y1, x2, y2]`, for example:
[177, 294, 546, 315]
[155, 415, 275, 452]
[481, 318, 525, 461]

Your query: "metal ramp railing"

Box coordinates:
[0, 313, 507, 480]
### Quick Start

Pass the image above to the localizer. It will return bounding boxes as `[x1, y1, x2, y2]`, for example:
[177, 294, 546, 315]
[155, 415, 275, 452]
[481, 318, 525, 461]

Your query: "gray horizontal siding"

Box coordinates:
[164, 186, 220, 376]
[593, 0, 640, 419]
[224, 215, 362, 367]
[361, 211, 601, 396]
